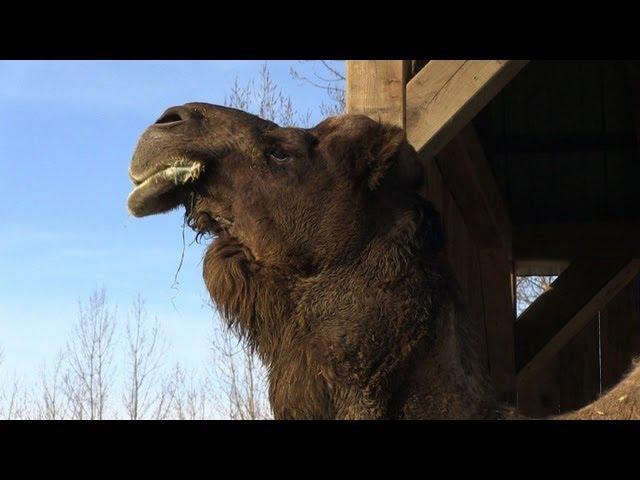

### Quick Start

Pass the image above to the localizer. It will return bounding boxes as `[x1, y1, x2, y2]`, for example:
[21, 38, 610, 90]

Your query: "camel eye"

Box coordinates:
[269, 149, 291, 163]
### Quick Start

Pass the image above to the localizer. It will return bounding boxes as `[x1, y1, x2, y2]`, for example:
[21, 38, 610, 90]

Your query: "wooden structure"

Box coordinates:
[347, 60, 640, 415]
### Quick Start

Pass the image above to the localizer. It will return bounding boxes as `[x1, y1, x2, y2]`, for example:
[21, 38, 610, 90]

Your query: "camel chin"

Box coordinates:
[127, 161, 203, 217]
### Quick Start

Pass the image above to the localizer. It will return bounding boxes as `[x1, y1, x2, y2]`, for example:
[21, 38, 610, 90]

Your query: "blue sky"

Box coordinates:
[0, 60, 344, 383]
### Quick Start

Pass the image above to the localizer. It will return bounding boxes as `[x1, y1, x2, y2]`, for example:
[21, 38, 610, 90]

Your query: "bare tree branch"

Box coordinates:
[289, 60, 345, 117]
[37, 351, 67, 419]
[225, 62, 312, 127]
[208, 323, 272, 420]
[1, 375, 32, 420]
[2, 61, 347, 421]
[167, 362, 209, 420]
[62, 287, 117, 419]
[516, 275, 557, 316]
[122, 294, 168, 419]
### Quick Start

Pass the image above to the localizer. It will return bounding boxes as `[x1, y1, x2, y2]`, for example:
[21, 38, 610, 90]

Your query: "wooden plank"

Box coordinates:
[429, 125, 516, 401]
[502, 61, 557, 225]
[472, 89, 509, 204]
[460, 125, 512, 249]
[517, 356, 560, 417]
[555, 153, 606, 223]
[605, 62, 635, 132]
[435, 126, 512, 250]
[555, 315, 600, 413]
[436, 127, 515, 400]
[479, 247, 517, 402]
[467, 243, 489, 371]
[444, 189, 469, 287]
[550, 62, 607, 223]
[625, 61, 640, 157]
[507, 153, 556, 224]
[482, 132, 637, 154]
[426, 145, 514, 400]
[420, 156, 445, 215]
[501, 61, 608, 224]
[514, 221, 640, 262]
[605, 152, 640, 221]
[600, 275, 640, 391]
[421, 156, 489, 370]
[516, 258, 640, 389]
[517, 315, 600, 417]
[405, 60, 528, 158]
[346, 60, 409, 128]
[425, 157, 509, 396]
[604, 62, 640, 221]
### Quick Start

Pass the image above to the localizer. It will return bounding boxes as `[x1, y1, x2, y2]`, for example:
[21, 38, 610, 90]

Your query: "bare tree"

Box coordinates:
[62, 287, 117, 420]
[1, 375, 32, 420]
[0, 347, 33, 419]
[37, 351, 67, 419]
[209, 324, 272, 420]
[225, 62, 311, 127]
[516, 275, 557, 315]
[167, 362, 209, 420]
[122, 294, 168, 419]
[0, 61, 347, 421]
[149, 373, 178, 420]
[290, 60, 346, 117]
[0, 348, 4, 418]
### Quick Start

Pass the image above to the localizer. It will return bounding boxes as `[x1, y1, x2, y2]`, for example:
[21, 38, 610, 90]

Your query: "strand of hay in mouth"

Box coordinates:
[127, 161, 204, 217]
[169, 160, 203, 184]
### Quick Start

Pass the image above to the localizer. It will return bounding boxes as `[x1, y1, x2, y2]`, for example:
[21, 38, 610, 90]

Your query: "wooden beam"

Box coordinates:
[600, 276, 640, 391]
[435, 125, 512, 250]
[515, 257, 640, 389]
[406, 60, 528, 158]
[479, 248, 517, 402]
[624, 61, 640, 157]
[482, 132, 637, 155]
[514, 222, 640, 262]
[346, 60, 409, 128]
[400, 60, 523, 402]
[435, 127, 516, 400]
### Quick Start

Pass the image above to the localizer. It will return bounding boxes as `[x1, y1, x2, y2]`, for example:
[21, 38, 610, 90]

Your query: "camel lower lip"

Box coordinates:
[127, 161, 203, 217]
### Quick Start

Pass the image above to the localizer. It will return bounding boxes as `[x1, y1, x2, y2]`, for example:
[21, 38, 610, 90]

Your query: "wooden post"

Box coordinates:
[478, 249, 517, 402]
[346, 60, 409, 128]
[436, 126, 512, 250]
[406, 62, 526, 402]
[435, 127, 517, 402]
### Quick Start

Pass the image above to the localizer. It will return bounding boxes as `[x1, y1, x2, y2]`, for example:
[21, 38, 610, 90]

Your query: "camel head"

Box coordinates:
[128, 103, 437, 270]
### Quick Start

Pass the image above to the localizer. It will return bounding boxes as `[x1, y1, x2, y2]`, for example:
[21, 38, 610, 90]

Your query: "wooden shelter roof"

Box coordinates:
[346, 60, 640, 414]
[474, 61, 640, 225]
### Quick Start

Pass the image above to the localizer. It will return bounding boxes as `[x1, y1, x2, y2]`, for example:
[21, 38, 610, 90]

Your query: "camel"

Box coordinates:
[127, 103, 640, 419]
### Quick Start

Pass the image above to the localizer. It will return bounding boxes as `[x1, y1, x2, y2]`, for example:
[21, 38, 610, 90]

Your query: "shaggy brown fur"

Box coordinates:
[128, 103, 640, 419]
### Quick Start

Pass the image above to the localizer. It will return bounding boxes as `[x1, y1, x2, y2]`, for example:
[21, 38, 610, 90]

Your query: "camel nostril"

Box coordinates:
[154, 107, 191, 125]
[156, 113, 183, 124]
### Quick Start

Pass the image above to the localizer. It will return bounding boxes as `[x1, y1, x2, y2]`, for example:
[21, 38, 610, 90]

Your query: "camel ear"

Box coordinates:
[364, 123, 408, 189]
[361, 123, 425, 192]
[325, 115, 421, 189]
